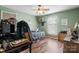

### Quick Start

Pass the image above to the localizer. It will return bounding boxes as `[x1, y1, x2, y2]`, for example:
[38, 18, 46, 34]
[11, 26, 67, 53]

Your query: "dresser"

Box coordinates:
[64, 31, 79, 53]
[64, 40, 79, 53]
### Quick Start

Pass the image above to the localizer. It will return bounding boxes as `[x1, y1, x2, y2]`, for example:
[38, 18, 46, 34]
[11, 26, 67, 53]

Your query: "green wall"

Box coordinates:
[0, 6, 38, 31]
[37, 8, 79, 35]
[0, 6, 79, 35]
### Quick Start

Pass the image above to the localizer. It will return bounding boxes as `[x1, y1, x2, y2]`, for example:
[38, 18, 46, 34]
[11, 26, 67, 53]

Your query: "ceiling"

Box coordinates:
[2, 5, 79, 16]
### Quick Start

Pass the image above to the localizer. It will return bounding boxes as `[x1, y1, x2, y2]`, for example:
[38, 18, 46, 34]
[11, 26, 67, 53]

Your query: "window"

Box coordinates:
[61, 18, 68, 31]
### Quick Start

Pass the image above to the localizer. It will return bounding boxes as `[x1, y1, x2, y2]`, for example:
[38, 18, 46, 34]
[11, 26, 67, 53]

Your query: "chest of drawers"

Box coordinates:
[64, 41, 79, 53]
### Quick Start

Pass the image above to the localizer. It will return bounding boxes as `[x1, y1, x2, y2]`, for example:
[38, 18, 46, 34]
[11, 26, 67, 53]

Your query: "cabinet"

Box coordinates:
[0, 11, 16, 33]
[64, 41, 79, 53]
[58, 31, 67, 42]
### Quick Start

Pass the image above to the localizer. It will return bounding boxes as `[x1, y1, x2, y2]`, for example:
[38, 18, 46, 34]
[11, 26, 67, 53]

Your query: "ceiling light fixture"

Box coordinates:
[33, 5, 49, 14]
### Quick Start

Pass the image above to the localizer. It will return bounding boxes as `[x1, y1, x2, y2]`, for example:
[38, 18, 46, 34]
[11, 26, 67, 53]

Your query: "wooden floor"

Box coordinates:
[21, 38, 63, 53]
